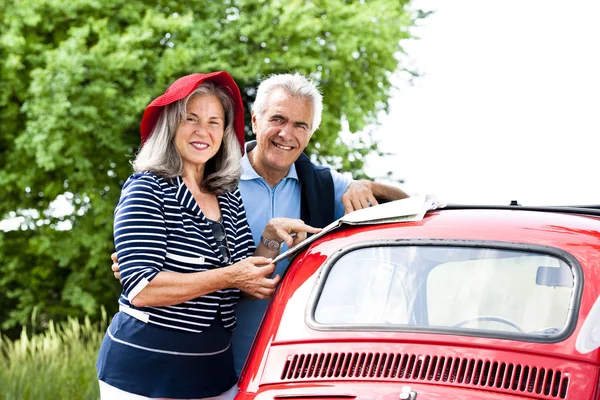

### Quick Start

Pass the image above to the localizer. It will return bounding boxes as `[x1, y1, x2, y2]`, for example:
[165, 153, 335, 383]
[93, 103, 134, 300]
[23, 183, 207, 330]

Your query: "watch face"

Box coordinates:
[262, 236, 281, 251]
[267, 240, 280, 251]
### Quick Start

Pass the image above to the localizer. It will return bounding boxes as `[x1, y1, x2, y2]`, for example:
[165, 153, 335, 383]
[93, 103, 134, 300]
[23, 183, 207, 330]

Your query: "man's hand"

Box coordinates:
[342, 180, 378, 214]
[111, 252, 122, 283]
[342, 180, 410, 214]
[262, 218, 321, 248]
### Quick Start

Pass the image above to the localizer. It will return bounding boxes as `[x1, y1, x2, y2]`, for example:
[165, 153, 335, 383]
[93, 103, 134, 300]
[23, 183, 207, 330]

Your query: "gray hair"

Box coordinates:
[253, 73, 323, 134]
[132, 82, 242, 195]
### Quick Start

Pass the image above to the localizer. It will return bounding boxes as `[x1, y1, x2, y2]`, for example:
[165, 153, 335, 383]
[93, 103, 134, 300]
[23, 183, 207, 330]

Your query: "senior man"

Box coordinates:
[112, 72, 409, 376]
[232, 72, 408, 374]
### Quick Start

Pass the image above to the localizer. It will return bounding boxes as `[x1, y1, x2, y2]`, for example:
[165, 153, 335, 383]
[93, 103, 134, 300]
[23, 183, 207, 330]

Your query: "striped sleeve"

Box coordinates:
[231, 188, 256, 260]
[114, 174, 167, 301]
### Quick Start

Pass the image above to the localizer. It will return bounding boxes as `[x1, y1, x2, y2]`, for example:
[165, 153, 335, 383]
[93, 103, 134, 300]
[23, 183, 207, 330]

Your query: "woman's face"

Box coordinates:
[175, 94, 225, 174]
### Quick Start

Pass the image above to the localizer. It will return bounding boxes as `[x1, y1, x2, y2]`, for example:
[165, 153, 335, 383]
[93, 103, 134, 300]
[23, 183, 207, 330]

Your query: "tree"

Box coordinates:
[0, 0, 421, 333]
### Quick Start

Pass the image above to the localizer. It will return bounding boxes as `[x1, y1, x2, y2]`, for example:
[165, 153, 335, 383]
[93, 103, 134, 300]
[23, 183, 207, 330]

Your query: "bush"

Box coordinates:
[0, 309, 107, 400]
[0, 0, 418, 330]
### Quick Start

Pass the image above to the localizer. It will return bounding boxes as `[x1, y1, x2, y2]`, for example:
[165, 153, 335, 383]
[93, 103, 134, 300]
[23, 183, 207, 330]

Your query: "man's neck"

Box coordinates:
[247, 148, 289, 188]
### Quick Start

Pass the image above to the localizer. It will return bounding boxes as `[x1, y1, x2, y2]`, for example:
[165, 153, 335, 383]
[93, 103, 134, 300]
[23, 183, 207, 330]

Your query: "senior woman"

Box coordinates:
[96, 71, 317, 399]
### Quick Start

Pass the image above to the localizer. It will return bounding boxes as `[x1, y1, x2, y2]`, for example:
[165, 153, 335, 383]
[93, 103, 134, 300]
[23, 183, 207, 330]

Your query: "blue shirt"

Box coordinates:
[232, 142, 352, 375]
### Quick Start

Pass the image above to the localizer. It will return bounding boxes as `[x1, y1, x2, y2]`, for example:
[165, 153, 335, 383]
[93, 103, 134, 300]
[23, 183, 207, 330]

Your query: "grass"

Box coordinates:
[0, 309, 107, 400]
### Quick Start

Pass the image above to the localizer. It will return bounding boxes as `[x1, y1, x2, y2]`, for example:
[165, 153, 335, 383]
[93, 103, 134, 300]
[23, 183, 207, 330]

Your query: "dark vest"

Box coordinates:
[295, 152, 335, 228]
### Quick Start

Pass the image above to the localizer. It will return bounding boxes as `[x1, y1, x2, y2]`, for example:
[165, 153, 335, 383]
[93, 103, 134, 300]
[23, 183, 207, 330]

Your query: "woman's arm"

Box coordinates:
[114, 176, 167, 302]
[129, 217, 321, 305]
[113, 185, 320, 305]
[128, 186, 288, 306]
[131, 255, 278, 306]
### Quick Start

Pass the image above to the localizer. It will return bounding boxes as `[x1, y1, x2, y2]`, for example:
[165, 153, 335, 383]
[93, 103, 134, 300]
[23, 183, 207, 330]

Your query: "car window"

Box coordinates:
[314, 246, 575, 339]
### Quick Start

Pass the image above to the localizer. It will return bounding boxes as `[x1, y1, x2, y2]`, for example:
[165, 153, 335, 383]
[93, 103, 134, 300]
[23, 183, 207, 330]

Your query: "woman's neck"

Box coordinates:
[182, 163, 205, 188]
[182, 172, 221, 221]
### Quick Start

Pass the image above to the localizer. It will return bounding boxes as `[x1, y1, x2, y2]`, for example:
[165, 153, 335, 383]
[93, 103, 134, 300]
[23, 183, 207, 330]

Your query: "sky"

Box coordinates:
[366, 0, 600, 206]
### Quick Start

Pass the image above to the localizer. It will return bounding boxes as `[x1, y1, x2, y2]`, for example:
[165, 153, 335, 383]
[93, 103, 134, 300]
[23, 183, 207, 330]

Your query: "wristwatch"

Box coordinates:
[260, 235, 283, 251]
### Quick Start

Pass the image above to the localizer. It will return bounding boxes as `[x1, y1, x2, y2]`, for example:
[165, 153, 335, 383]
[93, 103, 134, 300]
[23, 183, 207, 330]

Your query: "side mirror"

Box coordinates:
[536, 265, 573, 288]
[576, 295, 600, 354]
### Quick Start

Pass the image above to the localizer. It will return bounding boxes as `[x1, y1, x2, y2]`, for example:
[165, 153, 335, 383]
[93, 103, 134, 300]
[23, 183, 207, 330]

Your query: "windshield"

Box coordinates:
[314, 245, 576, 339]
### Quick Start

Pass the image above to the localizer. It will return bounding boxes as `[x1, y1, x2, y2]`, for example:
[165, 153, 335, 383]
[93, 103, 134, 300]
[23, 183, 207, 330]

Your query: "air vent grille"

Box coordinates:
[280, 352, 569, 399]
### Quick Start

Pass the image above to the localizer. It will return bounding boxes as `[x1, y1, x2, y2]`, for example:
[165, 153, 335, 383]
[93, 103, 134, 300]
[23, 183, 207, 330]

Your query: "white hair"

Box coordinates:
[253, 73, 323, 134]
[132, 82, 241, 194]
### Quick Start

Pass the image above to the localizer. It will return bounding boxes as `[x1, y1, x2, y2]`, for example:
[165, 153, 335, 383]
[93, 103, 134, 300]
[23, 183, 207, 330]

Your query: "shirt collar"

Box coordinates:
[241, 140, 298, 181]
[172, 176, 228, 219]
[173, 176, 201, 215]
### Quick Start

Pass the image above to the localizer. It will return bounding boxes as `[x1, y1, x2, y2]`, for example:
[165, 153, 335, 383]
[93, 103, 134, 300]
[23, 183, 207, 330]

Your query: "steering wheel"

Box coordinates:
[453, 315, 524, 332]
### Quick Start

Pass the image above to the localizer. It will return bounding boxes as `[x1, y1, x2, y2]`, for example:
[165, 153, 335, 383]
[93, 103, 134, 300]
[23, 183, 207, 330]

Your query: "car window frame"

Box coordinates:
[305, 239, 583, 344]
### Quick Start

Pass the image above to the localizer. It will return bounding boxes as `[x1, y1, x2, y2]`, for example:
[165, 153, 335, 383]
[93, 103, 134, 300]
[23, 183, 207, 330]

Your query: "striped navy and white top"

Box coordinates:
[114, 171, 255, 333]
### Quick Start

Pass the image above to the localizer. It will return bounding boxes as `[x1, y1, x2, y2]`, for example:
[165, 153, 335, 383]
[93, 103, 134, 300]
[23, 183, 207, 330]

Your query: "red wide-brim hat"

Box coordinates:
[140, 71, 245, 152]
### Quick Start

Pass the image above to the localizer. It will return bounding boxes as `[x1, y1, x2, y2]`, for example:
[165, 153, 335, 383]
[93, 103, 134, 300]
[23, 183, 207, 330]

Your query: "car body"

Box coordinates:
[235, 202, 600, 399]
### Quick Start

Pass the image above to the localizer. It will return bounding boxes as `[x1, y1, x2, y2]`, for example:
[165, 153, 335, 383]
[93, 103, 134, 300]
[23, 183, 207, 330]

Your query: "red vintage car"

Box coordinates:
[235, 199, 600, 399]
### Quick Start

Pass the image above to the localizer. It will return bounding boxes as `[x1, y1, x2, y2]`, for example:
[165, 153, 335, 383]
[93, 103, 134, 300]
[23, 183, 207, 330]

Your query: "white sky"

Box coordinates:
[367, 0, 600, 206]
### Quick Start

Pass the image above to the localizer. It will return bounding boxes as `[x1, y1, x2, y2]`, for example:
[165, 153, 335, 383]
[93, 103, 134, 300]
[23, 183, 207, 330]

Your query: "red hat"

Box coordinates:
[140, 71, 245, 152]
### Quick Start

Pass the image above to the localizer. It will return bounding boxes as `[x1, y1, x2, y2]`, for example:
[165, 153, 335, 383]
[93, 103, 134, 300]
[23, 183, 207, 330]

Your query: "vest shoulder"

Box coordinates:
[295, 153, 331, 172]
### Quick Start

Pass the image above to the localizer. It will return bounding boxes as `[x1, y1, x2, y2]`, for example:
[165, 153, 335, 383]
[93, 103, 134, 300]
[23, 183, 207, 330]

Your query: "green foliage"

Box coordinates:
[0, 310, 107, 399]
[0, 0, 420, 331]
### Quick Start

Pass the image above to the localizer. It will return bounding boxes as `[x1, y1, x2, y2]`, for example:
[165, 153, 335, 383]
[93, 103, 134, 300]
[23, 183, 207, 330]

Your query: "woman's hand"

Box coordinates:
[228, 256, 280, 299]
[262, 218, 321, 248]
[111, 252, 121, 282]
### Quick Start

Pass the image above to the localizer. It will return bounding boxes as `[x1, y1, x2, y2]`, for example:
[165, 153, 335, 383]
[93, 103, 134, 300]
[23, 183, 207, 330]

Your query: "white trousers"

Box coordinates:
[99, 381, 238, 400]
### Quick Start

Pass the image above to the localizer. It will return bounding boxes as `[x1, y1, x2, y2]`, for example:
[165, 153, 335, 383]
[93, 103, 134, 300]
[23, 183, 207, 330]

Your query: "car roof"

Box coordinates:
[443, 203, 600, 217]
[320, 206, 600, 252]
[275, 199, 600, 264]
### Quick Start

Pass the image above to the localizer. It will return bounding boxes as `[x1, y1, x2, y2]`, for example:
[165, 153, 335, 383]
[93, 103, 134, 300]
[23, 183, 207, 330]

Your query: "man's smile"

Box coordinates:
[271, 141, 294, 151]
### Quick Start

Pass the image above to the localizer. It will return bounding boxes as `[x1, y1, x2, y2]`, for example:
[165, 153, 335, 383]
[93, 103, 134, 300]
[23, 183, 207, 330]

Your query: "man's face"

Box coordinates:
[252, 88, 313, 173]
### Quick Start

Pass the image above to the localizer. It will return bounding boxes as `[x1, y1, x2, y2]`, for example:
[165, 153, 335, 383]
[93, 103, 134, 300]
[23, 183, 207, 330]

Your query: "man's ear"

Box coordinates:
[251, 110, 257, 134]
